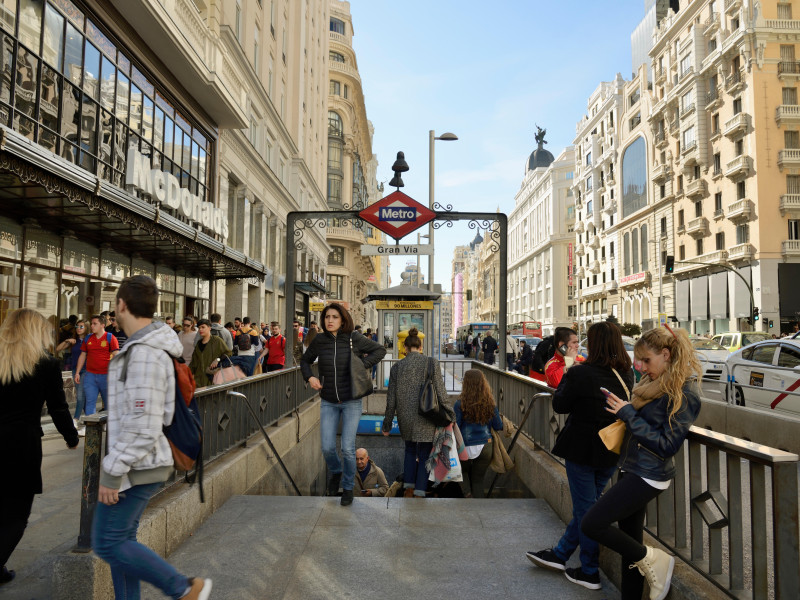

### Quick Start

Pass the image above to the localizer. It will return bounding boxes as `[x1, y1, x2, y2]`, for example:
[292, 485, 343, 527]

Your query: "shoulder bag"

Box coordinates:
[418, 357, 451, 427]
[598, 367, 632, 454]
[349, 333, 373, 399]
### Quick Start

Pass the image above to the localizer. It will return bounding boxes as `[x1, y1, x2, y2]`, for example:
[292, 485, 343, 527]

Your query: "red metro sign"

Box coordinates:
[358, 191, 436, 241]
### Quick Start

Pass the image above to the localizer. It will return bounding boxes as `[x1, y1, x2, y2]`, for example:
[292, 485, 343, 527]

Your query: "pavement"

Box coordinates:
[140, 496, 620, 600]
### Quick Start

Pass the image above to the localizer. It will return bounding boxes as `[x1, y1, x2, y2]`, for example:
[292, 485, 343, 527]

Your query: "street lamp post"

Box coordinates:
[429, 130, 458, 292]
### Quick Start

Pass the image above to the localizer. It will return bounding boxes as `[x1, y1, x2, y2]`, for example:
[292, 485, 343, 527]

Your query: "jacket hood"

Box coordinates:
[120, 322, 183, 358]
[210, 322, 225, 330]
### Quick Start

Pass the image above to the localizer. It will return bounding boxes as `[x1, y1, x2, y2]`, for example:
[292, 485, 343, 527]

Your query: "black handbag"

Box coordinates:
[349, 333, 373, 398]
[418, 357, 451, 426]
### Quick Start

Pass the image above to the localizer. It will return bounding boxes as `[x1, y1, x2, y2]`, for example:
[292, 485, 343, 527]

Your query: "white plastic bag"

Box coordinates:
[429, 425, 463, 483]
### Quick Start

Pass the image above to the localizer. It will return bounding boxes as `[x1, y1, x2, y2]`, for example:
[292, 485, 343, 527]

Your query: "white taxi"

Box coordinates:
[689, 336, 730, 400]
[724, 339, 800, 416]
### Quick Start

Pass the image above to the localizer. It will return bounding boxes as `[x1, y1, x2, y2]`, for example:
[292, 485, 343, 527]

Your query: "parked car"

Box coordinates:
[711, 331, 771, 353]
[689, 336, 730, 401]
[723, 339, 800, 416]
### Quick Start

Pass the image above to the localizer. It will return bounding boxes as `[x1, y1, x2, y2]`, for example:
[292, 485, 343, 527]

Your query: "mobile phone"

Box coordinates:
[558, 344, 568, 356]
[600, 387, 611, 397]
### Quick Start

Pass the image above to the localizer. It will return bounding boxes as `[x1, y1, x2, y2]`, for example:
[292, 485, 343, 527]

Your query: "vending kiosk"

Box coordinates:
[361, 284, 441, 390]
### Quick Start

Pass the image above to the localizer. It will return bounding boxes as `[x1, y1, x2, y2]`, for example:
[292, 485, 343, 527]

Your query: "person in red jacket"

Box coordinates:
[545, 327, 584, 388]
[261, 322, 286, 372]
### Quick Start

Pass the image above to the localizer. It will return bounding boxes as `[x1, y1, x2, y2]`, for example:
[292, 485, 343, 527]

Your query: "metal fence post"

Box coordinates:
[772, 461, 800, 599]
[74, 414, 106, 552]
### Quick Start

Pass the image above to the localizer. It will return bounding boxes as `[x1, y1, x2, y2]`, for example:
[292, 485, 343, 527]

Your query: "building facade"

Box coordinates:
[325, 0, 382, 330]
[648, 0, 800, 334]
[507, 139, 576, 337]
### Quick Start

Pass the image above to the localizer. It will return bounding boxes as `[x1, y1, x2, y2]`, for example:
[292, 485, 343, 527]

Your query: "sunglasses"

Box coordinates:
[77, 325, 85, 329]
[183, 323, 192, 327]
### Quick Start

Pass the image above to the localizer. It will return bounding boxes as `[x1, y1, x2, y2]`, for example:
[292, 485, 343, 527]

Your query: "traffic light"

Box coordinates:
[665, 255, 674, 274]
[753, 307, 760, 321]
[769, 319, 775, 329]
[466, 289, 472, 301]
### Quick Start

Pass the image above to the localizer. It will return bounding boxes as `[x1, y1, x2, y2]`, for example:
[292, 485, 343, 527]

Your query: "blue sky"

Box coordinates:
[350, 1, 648, 290]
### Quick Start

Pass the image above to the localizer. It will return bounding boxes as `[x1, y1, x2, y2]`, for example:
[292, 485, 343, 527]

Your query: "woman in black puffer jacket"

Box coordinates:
[300, 303, 385, 507]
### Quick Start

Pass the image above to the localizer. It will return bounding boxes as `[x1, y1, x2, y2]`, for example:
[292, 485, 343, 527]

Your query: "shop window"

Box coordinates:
[326, 274, 343, 299]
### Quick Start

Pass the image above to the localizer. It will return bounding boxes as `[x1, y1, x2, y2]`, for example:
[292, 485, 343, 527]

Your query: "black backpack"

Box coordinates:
[532, 336, 555, 374]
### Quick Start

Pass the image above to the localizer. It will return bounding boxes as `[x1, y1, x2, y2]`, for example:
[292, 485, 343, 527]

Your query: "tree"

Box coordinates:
[620, 322, 642, 337]
[606, 314, 620, 325]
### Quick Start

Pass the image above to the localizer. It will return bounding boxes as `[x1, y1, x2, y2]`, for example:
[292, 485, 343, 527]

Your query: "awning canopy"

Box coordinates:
[362, 284, 441, 303]
[294, 281, 326, 295]
[0, 147, 264, 281]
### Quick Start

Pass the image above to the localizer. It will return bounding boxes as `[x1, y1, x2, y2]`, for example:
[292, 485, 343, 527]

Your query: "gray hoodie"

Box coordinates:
[100, 322, 183, 491]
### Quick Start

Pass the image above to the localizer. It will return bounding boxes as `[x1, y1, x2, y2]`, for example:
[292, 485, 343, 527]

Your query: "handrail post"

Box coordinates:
[74, 413, 107, 552]
[772, 461, 800, 599]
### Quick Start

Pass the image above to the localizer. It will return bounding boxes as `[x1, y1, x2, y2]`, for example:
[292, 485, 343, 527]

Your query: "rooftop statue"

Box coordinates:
[535, 124, 547, 149]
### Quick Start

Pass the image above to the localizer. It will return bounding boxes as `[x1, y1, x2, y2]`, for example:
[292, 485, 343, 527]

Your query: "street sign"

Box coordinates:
[309, 302, 324, 311]
[360, 244, 433, 256]
[358, 191, 436, 240]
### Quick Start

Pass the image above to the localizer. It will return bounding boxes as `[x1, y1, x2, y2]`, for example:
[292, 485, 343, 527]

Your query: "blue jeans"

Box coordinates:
[82, 371, 108, 414]
[404, 441, 433, 496]
[92, 482, 189, 600]
[320, 399, 362, 491]
[231, 355, 255, 376]
[553, 460, 616, 575]
[72, 369, 86, 419]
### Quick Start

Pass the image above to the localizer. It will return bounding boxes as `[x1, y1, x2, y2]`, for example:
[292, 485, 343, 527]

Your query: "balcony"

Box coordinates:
[329, 60, 362, 84]
[780, 194, 800, 217]
[673, 250, 730, 273]
[680, 102, 695, 118]
[654, 131, 667, 149]
[778, 149, 800, 170]
[682, 140, 699, 165]
[651, 163, 670, 183]
[775, 105, 800, 127]
[575, 266, 585, 278]
[680, 66, 695, 81]
[711, 166, 723, 180]
[607, 176, 616, 188]
[686, 216, 710, 237]
[686, 179, 707, 199]
[575, 243, 586, 256]
[704, 13, 721, 34]
[590, 260, 601, 273]
[723, 113, 749, 138]
[725, 155, 752, 179]
[603, 199, 617, 214]
[706, 88, 722, 110]
[725, 69, 744, 94]
[606, 280, 618, 291]
[778, 61, 800, 79]
[327, 226, 366, 244]
[724, 0, 741, 13]
[574, 221, 585, 234]
[728, 243, 755, 260]
[783, 240, 800, 257]
[727, 199, 753, 223]
[655, 67, 666, 84]
[589, 236, 601, 250]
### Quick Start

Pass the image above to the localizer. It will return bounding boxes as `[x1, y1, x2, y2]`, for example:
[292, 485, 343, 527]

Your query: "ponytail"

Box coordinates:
[634, 326, 702, 423]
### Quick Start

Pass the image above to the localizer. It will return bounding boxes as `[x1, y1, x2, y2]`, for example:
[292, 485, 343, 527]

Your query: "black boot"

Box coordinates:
[327, 472, 341, 496]
[340, 489, 354, 506]
[0, 567, 15, 584]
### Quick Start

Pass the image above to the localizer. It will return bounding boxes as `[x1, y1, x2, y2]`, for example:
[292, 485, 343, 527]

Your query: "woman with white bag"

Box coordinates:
[454, 369, 503, 498]
[382, 328, 454, 498]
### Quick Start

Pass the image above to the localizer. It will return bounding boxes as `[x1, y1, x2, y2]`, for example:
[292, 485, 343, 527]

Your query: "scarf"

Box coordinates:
[631, 374, 664, 410]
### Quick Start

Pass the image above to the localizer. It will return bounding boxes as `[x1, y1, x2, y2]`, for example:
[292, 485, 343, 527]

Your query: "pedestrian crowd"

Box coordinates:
[5, 277, 701, 600]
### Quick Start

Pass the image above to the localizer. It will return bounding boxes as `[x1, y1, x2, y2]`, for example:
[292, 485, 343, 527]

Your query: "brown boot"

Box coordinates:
[403, 487, 415, 498]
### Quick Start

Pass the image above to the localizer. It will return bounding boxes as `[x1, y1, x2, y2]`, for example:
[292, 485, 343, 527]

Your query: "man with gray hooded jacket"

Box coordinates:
[92, 276, 211, 600]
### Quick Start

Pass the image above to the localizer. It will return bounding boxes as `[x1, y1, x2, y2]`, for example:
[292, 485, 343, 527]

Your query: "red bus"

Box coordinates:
[510, 321, 543, 338]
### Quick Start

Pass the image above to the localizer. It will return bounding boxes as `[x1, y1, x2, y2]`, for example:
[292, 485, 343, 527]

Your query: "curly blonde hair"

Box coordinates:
[634, 326, 702, 423]
[459, 369, 496, 424]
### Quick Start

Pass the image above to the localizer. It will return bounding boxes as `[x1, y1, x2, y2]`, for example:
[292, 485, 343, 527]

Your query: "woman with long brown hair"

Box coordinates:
[527, 321, 634, 591]
[582, 326, 702, 600]
[0, 309, 78, 585]
[454, 369, 502, 498]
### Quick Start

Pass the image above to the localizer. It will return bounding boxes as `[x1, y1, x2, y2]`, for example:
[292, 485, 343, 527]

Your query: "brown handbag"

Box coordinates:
[598, 368, 631, 454]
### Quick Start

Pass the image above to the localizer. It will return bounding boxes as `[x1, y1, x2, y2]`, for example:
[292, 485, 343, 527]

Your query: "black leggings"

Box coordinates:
[581, 472, 664, 600]
[0, 491, 35, 568]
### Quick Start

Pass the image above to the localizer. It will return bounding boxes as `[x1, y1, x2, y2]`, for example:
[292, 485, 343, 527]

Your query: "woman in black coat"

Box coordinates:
[527, 321, 634, 591]
[0, 308, 79, 585]
[300, 303, 385, 507]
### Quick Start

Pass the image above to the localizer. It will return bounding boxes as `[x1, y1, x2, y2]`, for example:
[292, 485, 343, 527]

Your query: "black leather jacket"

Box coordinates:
[300, 331, 385, 403]
[616, 382, 701, 481]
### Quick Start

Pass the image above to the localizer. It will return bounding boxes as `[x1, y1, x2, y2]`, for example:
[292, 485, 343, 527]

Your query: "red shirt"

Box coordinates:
[545, 353, 585, 388]
[81, 332, 119, 374]
[265, 335, 286, 366]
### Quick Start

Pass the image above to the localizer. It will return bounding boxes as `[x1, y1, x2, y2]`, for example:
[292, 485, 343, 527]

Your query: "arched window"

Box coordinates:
[329, 51, 345, 63]
[621, 137, 647, 217]
[640, 224, 648, 270]
[328, 111, 342, 136]
[632, 228, 639, 273]
[623, 232, 631, 276]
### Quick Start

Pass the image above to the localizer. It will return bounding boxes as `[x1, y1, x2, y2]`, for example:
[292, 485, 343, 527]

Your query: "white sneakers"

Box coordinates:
[633, 545, 675, 600]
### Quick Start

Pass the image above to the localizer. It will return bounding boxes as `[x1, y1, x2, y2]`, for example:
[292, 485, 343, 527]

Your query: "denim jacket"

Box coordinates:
[454, 401, 503, 447]
[616, 382, 701, 481]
